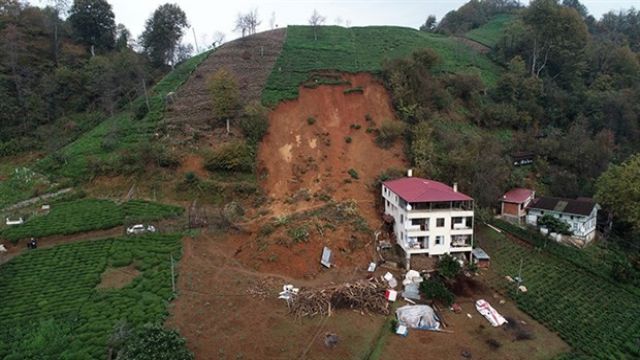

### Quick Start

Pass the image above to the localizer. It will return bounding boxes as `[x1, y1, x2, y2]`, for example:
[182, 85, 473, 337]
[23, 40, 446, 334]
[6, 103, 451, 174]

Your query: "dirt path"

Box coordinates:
[168, 231, 387, 360]
[0, 227, 123, 265]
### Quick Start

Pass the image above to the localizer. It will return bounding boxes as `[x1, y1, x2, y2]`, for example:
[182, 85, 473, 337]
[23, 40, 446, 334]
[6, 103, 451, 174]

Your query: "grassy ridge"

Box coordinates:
[36, 51, 212, 182]
[0, 198, 183, 242]
[262, 25, 503, 106]
[465, 14, 514, 48]
[0, 234, 182, 359]
[479, 226, 640, 359]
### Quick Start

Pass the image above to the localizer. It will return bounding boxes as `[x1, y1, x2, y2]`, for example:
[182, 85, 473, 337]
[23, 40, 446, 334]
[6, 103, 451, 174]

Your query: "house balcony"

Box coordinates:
[451, 235, 472, 248]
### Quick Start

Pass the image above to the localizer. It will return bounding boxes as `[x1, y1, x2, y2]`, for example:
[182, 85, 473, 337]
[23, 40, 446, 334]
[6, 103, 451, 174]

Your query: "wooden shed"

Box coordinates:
[471, 248, 490, 269]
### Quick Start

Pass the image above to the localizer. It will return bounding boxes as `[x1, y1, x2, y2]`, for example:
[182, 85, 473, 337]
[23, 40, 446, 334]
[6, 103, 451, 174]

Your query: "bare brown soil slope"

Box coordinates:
[258, 73, 407, 220]
[165, 29, 286, 129]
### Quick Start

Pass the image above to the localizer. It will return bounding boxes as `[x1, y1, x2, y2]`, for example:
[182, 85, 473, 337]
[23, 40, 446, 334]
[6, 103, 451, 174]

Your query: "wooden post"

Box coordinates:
[170, 254, 176, 294]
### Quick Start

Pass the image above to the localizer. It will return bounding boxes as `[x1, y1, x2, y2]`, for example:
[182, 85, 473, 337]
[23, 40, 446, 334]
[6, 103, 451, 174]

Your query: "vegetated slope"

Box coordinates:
[0, 234, 183, 359]
[465, 14, 514, 48]
[165, 29, 286, 129]
[35, 51, 211, 182]
[479, 227, 640, 359]
[262, 25, 502, 105]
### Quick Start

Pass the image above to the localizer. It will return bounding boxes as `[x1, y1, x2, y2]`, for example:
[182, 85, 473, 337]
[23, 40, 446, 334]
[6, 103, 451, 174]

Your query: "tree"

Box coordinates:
[140, 3, 188, 67]
[234, 9, 261, 37]
[117, 323, 193, 360]
[595, 154, 640, 231]
[562, 0, 588, 18]
[522, 0, 588, 81]
[115, 23, 130, 50]
[68, 0, 116, 54]
[45, 0, 70, 64]
[538, 214, 572, 234]
[308, 9, 325, 41]
[208, 67, 239, 135]
[437, 254, 461, 280]
[420, 15, 437, 32]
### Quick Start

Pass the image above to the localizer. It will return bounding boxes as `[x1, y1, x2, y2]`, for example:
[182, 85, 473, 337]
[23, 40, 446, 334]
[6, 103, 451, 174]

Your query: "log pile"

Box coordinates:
[289, 279, 389, 318]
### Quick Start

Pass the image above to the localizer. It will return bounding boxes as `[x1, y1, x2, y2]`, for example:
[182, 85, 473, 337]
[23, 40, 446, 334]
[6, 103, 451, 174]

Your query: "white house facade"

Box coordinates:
[525, 197, 599, 244]
[382, 177, 474, 269]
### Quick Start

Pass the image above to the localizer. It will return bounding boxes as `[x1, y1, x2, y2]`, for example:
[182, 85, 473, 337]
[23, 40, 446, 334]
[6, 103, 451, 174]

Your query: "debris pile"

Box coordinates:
[288, 279, 389, 318]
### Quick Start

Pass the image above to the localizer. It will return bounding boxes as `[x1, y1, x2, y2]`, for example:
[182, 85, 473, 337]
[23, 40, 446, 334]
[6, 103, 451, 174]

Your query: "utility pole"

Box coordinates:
[192, 27, 199, 53]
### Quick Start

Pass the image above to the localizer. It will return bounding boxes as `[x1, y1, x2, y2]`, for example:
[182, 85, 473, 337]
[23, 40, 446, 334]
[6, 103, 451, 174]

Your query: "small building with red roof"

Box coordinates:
[382, 176, 474, 269]
[499, 188, 536, 223]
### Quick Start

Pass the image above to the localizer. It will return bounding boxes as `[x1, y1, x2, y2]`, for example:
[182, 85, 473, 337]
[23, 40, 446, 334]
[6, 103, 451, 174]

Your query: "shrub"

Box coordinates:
[343, 86, 364, 94]
[437, 254, 461, 279]
[135, 102, 149, 120]
[348, 168, 359, 179]
[239, 101, 269, 146]
[204, 141, 253, 173]
[345, 136, 352, 143]
[184, 172, 198, 185]
[420, 278, 454, 306]
[288, 225, 310, 243]
[307, 116, 316, 125]
[376, 120, 405, 148]
[119, 323, 194, 360]
[364, 114, 373, 122]
[350, 124, 361, 130]
[538, 214, 572, 235]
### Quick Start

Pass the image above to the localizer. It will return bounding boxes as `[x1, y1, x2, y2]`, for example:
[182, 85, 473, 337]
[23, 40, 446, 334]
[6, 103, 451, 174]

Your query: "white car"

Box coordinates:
[126, 224, 157, 235]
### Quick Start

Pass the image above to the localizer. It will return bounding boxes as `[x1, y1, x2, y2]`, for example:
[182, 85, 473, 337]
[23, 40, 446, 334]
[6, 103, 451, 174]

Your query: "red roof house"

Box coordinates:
[383, 178, 472, 203]
[500, 188, 535, 223]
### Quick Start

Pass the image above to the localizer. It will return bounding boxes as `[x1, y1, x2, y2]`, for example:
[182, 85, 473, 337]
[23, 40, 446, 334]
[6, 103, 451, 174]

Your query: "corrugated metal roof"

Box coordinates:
[528, 196, 596, 216]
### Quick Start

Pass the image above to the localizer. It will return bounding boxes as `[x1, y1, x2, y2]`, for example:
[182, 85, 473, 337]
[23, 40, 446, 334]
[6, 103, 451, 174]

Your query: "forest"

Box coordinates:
[405, 0, 640, 253]
[0, 0, 192, 156]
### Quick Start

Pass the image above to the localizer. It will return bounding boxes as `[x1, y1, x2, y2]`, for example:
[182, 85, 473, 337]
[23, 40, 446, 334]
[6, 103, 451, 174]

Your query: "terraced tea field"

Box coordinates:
[1, 199, 183, 242]
[478, 226, 640, 359]
[262, 25, 502, 105]
[0, 234, 183, 359]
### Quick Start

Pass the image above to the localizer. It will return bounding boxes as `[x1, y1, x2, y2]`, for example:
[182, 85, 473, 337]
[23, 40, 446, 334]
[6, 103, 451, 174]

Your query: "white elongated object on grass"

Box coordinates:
[475, 299, 508, 327]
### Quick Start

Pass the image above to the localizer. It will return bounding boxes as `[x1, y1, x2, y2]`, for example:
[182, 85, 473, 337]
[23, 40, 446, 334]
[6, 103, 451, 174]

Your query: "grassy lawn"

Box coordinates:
[0, 198, 183, 243]
[262, 25, 503, 106]
[478, 225, 640, 359]
[0, 234, 183, 359]
[465, 14, 514, 48]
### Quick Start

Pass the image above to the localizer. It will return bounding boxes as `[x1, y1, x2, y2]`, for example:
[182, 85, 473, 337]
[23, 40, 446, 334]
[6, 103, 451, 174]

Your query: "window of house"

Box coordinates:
[435, 236, 443, 245]
[400, 215, 404, 223]
[401, 232, 404, 241]
[436, 218, 445, 227]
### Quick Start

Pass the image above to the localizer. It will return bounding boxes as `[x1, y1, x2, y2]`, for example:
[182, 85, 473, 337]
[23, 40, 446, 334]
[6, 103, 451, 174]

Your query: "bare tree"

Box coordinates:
[44, 0, 70, 65]
[234, 13, 249, 37]
[212, 31, 225, 48]
[269, 11, 276, 29]
[245, 8, 261, 35]
[235, 9, 261, 37]
[335, 16, 343, 26]
[308, 9, 326, 41]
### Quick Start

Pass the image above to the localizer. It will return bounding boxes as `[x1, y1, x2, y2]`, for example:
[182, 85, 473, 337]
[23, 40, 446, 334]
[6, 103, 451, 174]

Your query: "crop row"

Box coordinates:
[0, 233, 182, 359]
[479, 227, 640, 359]
[1, 198, 184, 243]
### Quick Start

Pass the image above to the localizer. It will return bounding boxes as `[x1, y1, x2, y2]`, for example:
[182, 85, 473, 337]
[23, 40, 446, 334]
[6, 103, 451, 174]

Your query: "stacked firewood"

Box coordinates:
[289, 279, 389, 318]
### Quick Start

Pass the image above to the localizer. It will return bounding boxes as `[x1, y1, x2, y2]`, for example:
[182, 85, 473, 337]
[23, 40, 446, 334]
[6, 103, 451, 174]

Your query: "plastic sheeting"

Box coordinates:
[475, 299, 508, 327]
[395, 305, 441, 331]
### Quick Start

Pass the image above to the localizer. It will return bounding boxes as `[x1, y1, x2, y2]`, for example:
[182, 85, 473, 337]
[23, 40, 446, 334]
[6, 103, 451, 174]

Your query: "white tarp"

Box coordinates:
[396, 305, 440, 331]
[475, 299, 508, 327]
[0, 244, 7, 253]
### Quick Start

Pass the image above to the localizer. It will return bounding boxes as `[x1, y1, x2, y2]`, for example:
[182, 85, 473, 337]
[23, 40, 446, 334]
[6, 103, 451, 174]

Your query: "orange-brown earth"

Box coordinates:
[223, 73, 408, 278]
[258, 73, 407, 221]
